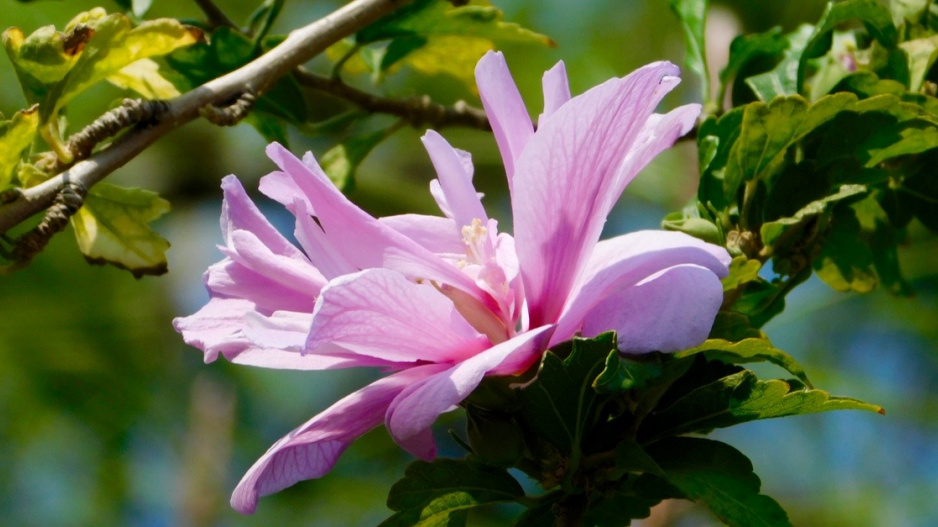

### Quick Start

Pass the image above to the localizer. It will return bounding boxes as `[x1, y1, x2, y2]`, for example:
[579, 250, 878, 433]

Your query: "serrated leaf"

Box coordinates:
[106, 58, 181, 99]
[760, 184, 867, 248]
[670, 0, 710, 104]
[674, 338, 812, 387]
[745, 24, 813, 101]
[0, 105, 39, 189]
[707, 311, 766, 341]
[645, 438, 791, 527]
[696, 106, 744, 210]
[516, 333, 615, 454]
[383, 458, 522, 526]
[641, 370, 884, 442]
[69, 182, 170, 277]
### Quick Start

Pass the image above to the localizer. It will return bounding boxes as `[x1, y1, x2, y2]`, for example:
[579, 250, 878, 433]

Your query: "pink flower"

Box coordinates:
[174, 51, 730, 514]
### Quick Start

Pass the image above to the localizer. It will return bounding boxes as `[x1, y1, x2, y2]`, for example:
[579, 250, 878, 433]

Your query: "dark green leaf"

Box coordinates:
[581, 493, 657, 527]
[746, 24, 813, 100]
[719, 27, 787, 105]
[707, 311, 766, 341]
[593, 351, 664, 394]
[814, 200, 878, 293]
[674, 338, 812, 387]
[697, 106, 744, 210]
[383, 458, 522, 526]
[319, 124, 399, 192]
[516, 333, 615, 454]
[613, 440, 664, 477]
[670, 0, 710, 104]
[760, 184, 867, 248]
[646, 438, 792, 527]
[642, 370, 884, 441]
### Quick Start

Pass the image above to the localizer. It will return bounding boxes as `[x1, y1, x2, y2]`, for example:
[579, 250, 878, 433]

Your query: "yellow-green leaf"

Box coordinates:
[0, 106, 39, 189]
[106, 58, 181, 99]
[70, 183, 171, 277]
[402, 36, 493, 91]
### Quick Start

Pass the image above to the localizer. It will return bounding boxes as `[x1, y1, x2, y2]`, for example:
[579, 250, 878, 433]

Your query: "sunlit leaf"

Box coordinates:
[399, 36, 493, 91]
[675, 338, 812, 386]
[760, 184, 867, 247]
[641, 370, 884, 442]
[0, 105, 39, 189]
[106, 58, 181, 99]
[721, 256, 762, 292]
[719, 27, 787, 104]
[745, 24, 813, 101]
[645, 438, 792, 527]
[69, 182, 171, 277]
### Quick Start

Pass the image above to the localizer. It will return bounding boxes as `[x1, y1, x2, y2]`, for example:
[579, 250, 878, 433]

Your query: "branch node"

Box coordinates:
[0, 188, 23, 205]
[13, 181, 88, 263]
[200, 90, 257, 126]
[66, 98, 170, 164]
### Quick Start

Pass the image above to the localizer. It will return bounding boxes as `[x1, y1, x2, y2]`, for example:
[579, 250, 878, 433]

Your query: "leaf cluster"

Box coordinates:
[383, 332, 882, 526]
[667, 0, 938, 329]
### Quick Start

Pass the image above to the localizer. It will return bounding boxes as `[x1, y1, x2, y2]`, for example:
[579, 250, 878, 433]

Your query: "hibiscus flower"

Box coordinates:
[174, 51, 731, 514]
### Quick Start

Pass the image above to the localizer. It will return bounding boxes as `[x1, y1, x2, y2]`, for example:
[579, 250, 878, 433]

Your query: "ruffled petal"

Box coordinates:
[475, 51, 534, 188]
[205, 258, 317, 314]
[230, 364, 449, 514]
[220, 175, 306, 261]
[421, 131, 488, 229]
[293, 198, 357, 280]
[307, 269, 489, 363]
[511, 62, 685, 327]
[378, 213, 465, 256]
[266, 143, 483, 300]
[581, 264, 724, 353]
[384, 325, 555, 458]
[553, 230, 730, 344]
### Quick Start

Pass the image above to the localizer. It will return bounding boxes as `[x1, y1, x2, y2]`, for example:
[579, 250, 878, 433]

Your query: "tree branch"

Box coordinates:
[0, 0, 415, 236]
[192, 0, 239, 31]
[294, 68, 490, 130]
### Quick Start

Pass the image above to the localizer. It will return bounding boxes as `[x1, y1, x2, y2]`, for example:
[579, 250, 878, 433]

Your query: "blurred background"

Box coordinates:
[1, 0, 936, 525]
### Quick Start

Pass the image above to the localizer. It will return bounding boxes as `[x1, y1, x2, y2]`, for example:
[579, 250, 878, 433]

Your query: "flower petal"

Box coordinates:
[220, 175, 305, 261]
[511, 62, 684, 327]
[384, 325, 555, 458]
[421, 130, 488, 228]
[554, 230, 730, 344]
[581, 264, 724, 353]
[378, 213, 465, 256]
[307, 269, 489, 363]
[205, 257, 317, 314]
[540, 60, 571, 122]
[265, 143, 482, 298]
[230, 364, 448, 514]
[475, 51, 534, 188]
[292, 198, 357, 280]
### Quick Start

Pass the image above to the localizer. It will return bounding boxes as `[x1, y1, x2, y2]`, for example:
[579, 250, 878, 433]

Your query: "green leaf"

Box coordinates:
[69, 182, 170, 277]
[721, 256, 762, 292]
[106, 58, 182, 99]
[641, 370, 884, 441]
[383, 458, 523, 526]
[358, 0, 554, 46]
[719, 27, 787, 105]
[613, 440, 664, 478]
[899, 34, 938, 92]
[516, 333, 615, 455]
[319, 125, 399, 192]
[798, 0, 898, 92]
[707, 311, 766, 341]
[593, 351, 664, 394]
[669, 0, 710, 105]
[760, 184, 867, 248]
[745, 24, 814, 101]
[674, 338, 812, 387]
[892, 0, 931, 28]
[0, 105, 39, 189]
[697, 105, 744, 210]
[645, 437, 791, 527]
[581, 493, 657, 527]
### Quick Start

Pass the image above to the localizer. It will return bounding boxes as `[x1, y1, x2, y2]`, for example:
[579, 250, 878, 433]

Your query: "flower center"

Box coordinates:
[461, 218, 488, 264]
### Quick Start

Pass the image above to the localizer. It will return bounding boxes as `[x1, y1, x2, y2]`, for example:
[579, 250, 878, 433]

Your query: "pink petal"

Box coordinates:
[173, 299, 361, 369]
[554, 230, 730, 344]
[604, 104, 701, 213]
[265, 143, 482, 299]
[378, 213, 465, 256]
[540, 60, 571, 122]
[258, 170, 311, 213]
[511, 62, 685, 327]
[205, 258, 317, 314]
[220, 176, 305, 261]
[223, 229, 326, 297]
[307, 269, 489, 363]
[475, 51, 534, 189]
[421, 131, 488, 228]
[581, 264, 724, 353]
[292, 198, 357, 280]
[230, 364, 449, 514]
[384, 325, 555, 458]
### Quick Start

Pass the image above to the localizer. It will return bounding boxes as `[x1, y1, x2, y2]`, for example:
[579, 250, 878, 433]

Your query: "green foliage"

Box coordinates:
[381, 458, 523, 526]
[0, 105, 39, 189]
[675, 338, 812, 386]
[69, 182, 171, 277]
[645, 438, 791, 527]
[670, 0, 710, 106]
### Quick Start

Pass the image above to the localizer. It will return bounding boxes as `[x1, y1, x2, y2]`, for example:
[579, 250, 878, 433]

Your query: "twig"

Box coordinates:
[66, 99, 169, 164]
[200, 90, 257, 126]
[0, 0, 415, 237]
[193, 0, 239, 31]
[294, 68, 490, 130]
[13, 180, 87, 262]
